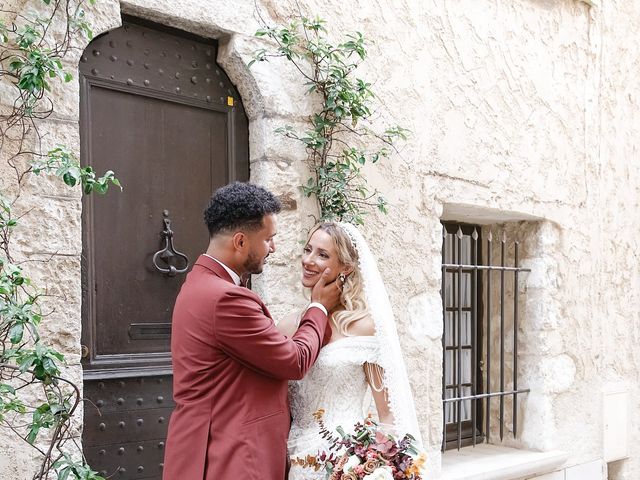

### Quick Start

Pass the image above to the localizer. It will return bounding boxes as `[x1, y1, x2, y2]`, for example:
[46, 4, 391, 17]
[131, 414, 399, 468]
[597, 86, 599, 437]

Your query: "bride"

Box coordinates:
[277, 222, 422, 480]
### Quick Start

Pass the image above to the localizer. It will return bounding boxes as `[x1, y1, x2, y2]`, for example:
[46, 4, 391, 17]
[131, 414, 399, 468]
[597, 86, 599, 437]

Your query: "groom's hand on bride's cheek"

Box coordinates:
[311, 268, 341, 313]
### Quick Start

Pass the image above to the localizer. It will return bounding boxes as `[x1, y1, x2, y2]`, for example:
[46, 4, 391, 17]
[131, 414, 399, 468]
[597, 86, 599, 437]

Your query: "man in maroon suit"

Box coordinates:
[163, 182, 339, 480]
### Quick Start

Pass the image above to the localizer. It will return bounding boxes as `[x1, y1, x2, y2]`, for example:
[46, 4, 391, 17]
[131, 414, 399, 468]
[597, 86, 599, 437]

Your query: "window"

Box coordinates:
[441, 222, 530, 450]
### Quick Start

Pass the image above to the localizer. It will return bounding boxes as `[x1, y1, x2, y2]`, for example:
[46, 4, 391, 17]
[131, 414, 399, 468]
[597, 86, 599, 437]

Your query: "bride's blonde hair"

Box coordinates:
[307, 222, 369, 335]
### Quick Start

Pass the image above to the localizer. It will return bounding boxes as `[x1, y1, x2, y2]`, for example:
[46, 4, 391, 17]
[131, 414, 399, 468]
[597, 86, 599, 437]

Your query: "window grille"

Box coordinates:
[441, 223, 531, 450]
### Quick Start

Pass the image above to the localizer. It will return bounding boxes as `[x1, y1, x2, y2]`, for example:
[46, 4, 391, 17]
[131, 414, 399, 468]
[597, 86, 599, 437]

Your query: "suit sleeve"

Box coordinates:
[215, 289, 329, 380]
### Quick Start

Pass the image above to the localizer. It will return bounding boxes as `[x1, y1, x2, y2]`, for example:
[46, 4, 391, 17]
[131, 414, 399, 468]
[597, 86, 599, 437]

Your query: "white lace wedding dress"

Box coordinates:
[288, 335, 380, 480]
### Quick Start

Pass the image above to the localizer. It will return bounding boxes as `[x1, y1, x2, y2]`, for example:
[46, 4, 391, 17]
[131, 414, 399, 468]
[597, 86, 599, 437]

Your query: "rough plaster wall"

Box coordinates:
[594, 1, 640, 479]
[1, 0, 639, 479]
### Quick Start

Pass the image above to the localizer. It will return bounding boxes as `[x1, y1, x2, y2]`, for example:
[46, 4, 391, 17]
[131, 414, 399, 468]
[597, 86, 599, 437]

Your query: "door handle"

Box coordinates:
[152, 210, 190, 277]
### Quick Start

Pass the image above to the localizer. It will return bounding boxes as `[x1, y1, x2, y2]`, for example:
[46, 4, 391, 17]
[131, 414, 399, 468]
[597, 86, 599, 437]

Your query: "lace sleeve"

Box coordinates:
[364, 363, 385, 392]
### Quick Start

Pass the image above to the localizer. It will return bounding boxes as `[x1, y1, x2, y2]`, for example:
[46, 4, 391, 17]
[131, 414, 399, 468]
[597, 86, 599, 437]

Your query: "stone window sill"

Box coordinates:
[440, 444, 568, 480]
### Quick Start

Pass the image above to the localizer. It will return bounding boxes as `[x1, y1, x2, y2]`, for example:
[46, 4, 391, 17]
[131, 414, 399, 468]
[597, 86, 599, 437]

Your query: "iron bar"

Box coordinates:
[456, 227, 463, 449]
[486, 230, 492, 442]
[513, 241, 519, 437]
[441, 226, 446, 452]
[444, 388, 531, 403]
[471, 228, 478, 446]
[499, 233, 505, 441]
[445, 382, 474, 389]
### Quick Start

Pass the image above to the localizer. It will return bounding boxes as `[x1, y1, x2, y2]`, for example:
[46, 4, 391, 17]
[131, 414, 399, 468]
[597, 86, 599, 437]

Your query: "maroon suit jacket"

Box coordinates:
[163, 255, 329, 480]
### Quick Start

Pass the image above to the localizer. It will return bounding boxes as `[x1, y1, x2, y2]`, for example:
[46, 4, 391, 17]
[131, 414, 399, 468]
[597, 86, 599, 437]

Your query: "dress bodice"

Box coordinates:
[288, 336, 380, 479]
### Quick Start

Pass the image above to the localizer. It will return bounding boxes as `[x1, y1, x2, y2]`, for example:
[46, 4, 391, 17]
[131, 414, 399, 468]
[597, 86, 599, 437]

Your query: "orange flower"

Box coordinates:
[291, 454, 322, 471]
[405, 453, 427, 477]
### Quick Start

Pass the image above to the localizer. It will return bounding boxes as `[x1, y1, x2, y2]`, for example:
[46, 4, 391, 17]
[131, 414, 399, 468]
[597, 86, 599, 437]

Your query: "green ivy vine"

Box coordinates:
[250, 15, 408, 225]
[0, 1, 119, 478]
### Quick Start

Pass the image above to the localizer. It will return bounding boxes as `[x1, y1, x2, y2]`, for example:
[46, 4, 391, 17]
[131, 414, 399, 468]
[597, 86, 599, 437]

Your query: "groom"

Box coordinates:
[163, 182, 340, 480]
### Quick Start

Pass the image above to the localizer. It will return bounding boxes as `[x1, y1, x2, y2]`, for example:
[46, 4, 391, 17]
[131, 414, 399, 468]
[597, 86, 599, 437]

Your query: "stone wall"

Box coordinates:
[1, 0, 638, 479]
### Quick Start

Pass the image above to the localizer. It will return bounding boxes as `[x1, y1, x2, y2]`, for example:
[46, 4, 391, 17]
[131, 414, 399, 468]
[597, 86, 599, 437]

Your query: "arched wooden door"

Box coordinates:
[79, 18, 249, 479]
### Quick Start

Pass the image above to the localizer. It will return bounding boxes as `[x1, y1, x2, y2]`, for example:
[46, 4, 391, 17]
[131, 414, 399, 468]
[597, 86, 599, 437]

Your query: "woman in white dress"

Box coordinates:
[277, 222, 422, 480]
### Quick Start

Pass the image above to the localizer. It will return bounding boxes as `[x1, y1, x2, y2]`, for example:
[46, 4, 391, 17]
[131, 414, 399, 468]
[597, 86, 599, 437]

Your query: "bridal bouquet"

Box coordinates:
[292, 409, 426, 480]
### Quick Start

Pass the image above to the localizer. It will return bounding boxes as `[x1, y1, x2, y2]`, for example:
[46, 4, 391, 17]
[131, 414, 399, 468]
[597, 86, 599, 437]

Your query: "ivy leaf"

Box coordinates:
[9, 59, 24, 72]
[9, 322, 24, 344]
[26, 424, 40, 444]
[0, 384, 15, 395]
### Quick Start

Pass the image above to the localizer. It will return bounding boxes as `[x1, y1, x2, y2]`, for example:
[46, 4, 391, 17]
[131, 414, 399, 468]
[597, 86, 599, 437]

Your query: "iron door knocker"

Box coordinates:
[152, 210, 189, 276]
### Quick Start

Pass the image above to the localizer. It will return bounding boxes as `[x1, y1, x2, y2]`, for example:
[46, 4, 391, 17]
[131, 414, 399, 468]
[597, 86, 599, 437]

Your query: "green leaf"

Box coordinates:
[62, 172, 77, 187]
[9, 322, 24, 344]
[0, 384, 16, 395]
[26, 425, 39, 444]
[9, 59, 24, 71]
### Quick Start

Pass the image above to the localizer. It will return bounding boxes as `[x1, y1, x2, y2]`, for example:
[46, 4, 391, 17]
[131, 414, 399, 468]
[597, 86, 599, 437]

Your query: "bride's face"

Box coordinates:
[301, 229, 343, 288]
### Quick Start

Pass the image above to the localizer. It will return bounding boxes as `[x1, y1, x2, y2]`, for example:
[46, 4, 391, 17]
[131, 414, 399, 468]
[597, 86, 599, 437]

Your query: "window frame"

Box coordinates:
[442, 222, 485, 450]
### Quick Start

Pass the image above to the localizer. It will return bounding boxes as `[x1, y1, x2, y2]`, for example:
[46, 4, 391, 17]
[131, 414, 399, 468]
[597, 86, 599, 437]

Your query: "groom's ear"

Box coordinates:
[231, 231, 246, 251]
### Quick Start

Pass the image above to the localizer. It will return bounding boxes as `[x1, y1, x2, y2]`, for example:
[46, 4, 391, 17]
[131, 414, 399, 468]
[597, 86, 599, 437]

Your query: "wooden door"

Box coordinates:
[79, 18, 248, 479]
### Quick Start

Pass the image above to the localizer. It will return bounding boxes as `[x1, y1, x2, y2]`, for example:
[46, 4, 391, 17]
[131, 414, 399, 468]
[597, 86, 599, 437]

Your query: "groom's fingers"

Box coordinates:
[311, 268, 336, 306]
[312, 268, 331, 291]
[312, 268, 342, 312]
[319, 268, 332, 285]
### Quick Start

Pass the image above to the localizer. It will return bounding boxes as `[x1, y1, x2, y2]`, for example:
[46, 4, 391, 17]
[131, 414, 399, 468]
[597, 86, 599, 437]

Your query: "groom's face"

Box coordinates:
[242, 213, 277, 275]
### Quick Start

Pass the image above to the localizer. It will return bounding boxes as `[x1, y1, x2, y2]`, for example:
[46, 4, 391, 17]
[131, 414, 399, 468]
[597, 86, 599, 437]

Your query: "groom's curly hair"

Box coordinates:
[204, 182, 281, 236]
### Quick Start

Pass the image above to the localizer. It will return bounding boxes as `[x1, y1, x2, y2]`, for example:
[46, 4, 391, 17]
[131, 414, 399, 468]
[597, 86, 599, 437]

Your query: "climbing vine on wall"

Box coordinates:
[251, 14, 408, 225]
[0, 1, 119, 478]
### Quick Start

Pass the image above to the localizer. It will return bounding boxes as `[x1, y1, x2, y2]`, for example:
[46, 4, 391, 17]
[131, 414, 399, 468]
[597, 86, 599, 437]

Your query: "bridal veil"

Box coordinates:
[337, 222, 423, 446]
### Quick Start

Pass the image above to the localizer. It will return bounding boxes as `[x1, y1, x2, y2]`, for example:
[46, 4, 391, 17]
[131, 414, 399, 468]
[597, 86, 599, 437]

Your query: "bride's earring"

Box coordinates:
[338, 272, 346, 283]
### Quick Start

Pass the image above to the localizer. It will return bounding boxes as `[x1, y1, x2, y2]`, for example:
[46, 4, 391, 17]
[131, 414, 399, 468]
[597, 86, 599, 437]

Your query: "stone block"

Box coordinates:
[10, 195, 82, 256]
[408, 291, 444, 341]
[248, 116, 309, 164]
[565, 460, 605, 480]
[220, 33, 317, 119]
[22, 254, 83, 358]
